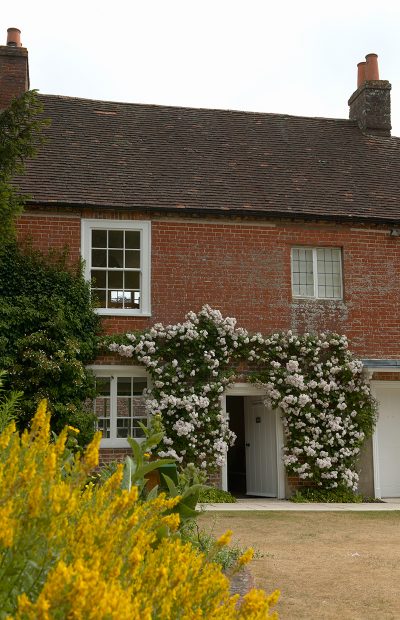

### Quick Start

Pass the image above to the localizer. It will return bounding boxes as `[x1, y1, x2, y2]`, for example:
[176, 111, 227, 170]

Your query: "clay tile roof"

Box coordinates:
[15, 93, 400, 222]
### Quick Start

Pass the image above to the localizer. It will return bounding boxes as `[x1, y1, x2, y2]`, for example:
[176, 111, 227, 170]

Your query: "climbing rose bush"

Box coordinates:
[109, 306, 246, 470]
[109, 306, 376, 491]
[242, 330, 377, 491]
[0, 401, 279, 619]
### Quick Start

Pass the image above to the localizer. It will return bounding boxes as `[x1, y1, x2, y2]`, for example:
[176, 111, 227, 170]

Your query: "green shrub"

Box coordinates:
[182, 521, 263, 572]
[0, 370, 23, 433]
[0, 401, 279, 619]
[290, 487, 363, 503]
[0, 243, 101, 443]
[198, 488, 237, 503]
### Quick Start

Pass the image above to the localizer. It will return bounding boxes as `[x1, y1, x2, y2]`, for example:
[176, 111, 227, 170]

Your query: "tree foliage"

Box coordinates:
[0, 90, 48, 244]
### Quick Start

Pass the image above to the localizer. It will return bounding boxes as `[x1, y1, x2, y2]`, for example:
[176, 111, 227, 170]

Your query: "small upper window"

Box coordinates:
[81, 220, 151, 315]
[291, 247, 343, 299]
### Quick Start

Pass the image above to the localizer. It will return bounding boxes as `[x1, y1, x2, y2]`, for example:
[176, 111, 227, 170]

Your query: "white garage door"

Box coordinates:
[374, 383, 400, 497]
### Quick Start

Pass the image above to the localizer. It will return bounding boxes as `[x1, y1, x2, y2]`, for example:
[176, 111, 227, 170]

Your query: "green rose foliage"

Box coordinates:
[0, 243, 101, 444]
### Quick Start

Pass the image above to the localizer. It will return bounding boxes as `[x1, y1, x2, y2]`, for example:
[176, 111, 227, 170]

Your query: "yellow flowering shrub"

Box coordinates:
[0, 401, 279, 619]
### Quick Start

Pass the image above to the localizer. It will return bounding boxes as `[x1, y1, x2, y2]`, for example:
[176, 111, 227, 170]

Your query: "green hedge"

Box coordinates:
[0, 243, 101, 444]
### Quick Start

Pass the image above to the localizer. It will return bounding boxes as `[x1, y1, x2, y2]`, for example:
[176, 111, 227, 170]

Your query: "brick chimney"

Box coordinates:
[348, 53, 391, 137]
[0, 28, 30, 111]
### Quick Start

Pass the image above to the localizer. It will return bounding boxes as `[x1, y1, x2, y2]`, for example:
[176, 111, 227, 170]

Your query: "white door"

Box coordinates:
[375, 384, 400, 497]
[244, 397, 278, 497]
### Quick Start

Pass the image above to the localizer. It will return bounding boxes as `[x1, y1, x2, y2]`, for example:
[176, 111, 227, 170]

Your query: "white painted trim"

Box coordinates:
[276, 409, 286, 500]
[81, 219, 151, 316]
[364, 366, 400, 374]
[225, 382, 266, 397]
[221, 395, 228, 492]
[222, 384, 286, 499]
[367, 380, 381, 499]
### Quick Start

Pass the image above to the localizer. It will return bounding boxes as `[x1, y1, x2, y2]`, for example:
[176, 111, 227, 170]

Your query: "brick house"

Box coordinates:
[2, 27, 400, 499]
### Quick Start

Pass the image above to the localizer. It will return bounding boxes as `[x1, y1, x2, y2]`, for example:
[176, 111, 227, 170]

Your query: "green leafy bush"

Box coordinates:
[0, 371, 23, 433]
[0, 243, 101, 443]
[290, 487, 363, 503]
[182, 521, 262, 572]
[198, 488, 237, 503]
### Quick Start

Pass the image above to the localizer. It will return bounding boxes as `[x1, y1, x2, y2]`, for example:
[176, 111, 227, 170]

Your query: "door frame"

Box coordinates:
[221, 383, 286, 499]
[370, 379, 400, 499]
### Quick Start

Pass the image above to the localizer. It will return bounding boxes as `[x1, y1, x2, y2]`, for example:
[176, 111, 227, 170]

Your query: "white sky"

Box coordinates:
[3, 0, 400, 135]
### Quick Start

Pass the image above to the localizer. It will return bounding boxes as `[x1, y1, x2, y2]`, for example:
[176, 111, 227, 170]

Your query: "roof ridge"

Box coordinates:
[38, 93, 359, 125]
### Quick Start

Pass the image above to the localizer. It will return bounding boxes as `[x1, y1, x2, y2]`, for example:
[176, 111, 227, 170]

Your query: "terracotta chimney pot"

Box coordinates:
[365, 53, 379, 81]
[357, 61, 366, 88]
[6, 27, 22, 47]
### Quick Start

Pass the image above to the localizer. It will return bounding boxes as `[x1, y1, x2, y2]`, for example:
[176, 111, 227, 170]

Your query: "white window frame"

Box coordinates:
[89, 365, 150, 448]
[291, 246, 343, 300]
[81, 219, 151, 316]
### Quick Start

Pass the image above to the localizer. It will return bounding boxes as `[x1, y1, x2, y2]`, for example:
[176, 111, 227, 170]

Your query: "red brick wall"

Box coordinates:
[0, 45, 28, 110]
[17, 213, 81, 264]
[17, 208, 400, 358]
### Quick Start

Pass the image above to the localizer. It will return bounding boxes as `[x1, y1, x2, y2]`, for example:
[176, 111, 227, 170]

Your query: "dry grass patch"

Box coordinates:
[198, 511, 400, 620]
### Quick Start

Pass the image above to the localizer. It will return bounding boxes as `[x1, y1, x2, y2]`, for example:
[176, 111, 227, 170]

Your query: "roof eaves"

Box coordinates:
[25, 199, 400, 226]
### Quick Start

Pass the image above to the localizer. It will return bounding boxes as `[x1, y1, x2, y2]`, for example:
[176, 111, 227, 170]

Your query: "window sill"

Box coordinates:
[292, 296, 343, 302]
[94, 308, 152, 317]
[100, 438, 144, 449]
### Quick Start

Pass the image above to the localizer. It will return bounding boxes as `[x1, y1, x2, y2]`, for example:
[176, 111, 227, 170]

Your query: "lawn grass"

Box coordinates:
[198, 511, 400, 619]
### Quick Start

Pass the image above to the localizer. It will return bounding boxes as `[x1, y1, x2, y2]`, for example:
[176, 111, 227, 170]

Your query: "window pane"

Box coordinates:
[132, 378, 147, 394]
[92, 230, 107, 248]
[316, 248, 342, 299]
[116, 418, 130, 438]
[109, 290, 124, 307]
[97, 418, 110, 438]
[93, 289, 107, 307]
[292, 248, 314, 297]
[124, 272, 140, 289]
[91, 270, 107, 288]
[97, 377, 111, 396]
[125, 291, 140, 309]
[95, 398, 110, 417]
[123, 292, 132, 307]
[108, 249, 124, 268]
[117, 397, 131, 417]
[131, 419, 146, 438]
[125, 251, 141, 269]
[125, 231, 141, 249]
[117, 377, 131, 395]
[108, 230, 124, 248]
[92, 249, 107, 267]
[108, 271, 124, 288]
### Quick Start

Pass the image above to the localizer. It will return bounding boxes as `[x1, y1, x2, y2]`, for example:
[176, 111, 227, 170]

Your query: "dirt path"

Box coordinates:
[199, 511, 400, 619]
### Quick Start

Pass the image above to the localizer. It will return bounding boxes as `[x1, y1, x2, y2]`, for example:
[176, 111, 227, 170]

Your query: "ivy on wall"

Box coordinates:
[108, 306, 377, 491]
